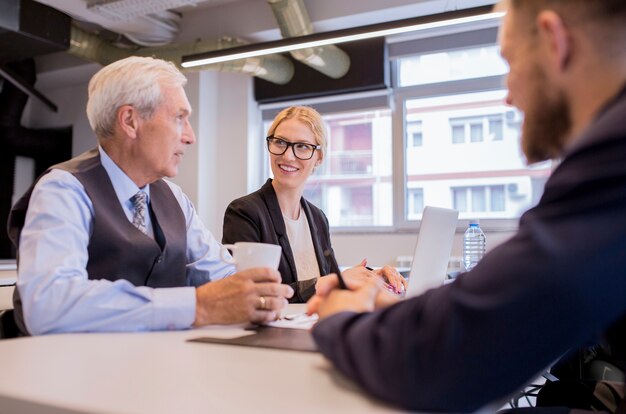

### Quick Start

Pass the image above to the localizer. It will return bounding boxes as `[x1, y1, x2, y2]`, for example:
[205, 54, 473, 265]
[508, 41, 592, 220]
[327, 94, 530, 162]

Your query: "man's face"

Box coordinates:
[135, 82, 196, 182]
[500, 8, 572, 164]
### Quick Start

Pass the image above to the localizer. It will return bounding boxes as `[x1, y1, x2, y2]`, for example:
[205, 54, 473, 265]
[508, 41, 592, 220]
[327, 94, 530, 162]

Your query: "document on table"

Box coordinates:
[266, 312, 318, 330]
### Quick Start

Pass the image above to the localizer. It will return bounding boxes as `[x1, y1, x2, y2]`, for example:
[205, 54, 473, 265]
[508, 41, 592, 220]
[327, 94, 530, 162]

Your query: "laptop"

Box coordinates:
[404, 206, 459, 298]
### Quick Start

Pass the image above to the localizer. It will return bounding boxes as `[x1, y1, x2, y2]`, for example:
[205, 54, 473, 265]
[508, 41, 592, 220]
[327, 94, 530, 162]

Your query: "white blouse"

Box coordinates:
[283, 207, 321, 281]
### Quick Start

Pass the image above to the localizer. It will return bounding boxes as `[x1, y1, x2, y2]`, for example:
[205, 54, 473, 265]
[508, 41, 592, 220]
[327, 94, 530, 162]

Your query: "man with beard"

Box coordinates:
[307, 1, 626, 412]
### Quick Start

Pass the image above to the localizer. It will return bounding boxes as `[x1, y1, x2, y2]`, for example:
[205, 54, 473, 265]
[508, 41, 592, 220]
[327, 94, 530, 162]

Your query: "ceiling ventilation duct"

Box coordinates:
[37, 0, 193, 47]
[267, 0, 350, 79]
[86, 0, 194, 47]
[68, 24, 294, 84]
[0, 0, 70, 63]
[31, 0, 294, 84]
[86, 0, 197, 21]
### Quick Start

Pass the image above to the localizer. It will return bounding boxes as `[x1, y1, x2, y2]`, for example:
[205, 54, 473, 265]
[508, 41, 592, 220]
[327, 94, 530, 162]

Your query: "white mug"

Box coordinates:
[220, 242, 281, 271]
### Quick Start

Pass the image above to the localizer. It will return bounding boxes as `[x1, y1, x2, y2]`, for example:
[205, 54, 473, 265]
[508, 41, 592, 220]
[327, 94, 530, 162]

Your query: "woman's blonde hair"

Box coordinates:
[267, 106, 328, 161]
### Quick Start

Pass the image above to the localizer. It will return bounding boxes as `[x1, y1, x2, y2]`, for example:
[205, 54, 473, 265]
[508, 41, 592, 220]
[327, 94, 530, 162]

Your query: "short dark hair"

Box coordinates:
[510, 0, 626, 24]
[509, 0, 626, 53]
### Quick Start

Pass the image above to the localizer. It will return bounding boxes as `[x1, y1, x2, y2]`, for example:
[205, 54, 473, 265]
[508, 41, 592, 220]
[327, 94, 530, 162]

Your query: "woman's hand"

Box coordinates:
[341, 265, 378, 288]
[307, 274, 401, 317]
[316, 261, 407, 295]
[374, 265, 408, 295]
[345, 260, 408, 295]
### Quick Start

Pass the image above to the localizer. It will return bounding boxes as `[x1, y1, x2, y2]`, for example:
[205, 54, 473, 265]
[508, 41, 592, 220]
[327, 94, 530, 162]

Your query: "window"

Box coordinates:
[402, 90, 550, 222]
[452, 186, 506, 213]
[449, 114, 504, 144]
[398, 35, 552, 225]
[407, 121, 423, 147]
[398, 45, 508, 87]
[264, 108, 393, 228]
[489, 116, 504, 141]
[258, 24, 552, 231]
[406, 188, 424, 220]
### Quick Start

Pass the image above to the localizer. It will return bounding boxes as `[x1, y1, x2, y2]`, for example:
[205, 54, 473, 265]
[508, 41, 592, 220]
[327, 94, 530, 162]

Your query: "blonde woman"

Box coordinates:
[223, 106, 406, 302]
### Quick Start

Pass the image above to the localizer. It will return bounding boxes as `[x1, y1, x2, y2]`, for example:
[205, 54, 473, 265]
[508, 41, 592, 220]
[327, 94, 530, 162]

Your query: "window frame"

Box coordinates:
[256, 20, 527, 234]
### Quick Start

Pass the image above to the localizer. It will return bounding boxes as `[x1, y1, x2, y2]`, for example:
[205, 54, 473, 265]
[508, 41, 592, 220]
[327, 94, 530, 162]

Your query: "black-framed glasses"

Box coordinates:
[266, 136, 321, 160]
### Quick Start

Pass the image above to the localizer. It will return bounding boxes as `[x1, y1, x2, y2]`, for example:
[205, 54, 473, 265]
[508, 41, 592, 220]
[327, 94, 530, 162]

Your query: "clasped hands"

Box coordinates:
[308, 263, 407, 320]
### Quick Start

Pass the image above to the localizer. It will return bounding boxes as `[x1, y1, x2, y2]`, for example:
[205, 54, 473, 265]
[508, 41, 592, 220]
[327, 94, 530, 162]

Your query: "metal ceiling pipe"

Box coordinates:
[68, 25, 294, 85]
[138, 36, 294, 85]
[68, 25, 129, 66]
[267, 0, 350, 79]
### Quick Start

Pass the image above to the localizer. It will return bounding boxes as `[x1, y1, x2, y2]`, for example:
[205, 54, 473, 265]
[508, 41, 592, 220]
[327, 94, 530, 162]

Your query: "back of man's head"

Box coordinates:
[504, 0, 626, 71]
[86, 56, 187, 139]
[509, 0, 626, 33]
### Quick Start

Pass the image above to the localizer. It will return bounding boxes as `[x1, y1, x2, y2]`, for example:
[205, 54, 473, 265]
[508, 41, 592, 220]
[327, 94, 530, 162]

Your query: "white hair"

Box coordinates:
[86, 56, 187, 138]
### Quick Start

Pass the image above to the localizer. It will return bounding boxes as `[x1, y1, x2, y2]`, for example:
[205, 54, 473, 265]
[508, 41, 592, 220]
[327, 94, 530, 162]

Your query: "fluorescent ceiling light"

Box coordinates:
[181, 6, 504, 68]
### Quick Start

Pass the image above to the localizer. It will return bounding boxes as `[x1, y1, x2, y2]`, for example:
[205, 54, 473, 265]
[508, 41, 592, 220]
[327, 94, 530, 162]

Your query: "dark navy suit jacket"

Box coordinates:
[312, 87, 626, 412]
[222, 179, 341, 302]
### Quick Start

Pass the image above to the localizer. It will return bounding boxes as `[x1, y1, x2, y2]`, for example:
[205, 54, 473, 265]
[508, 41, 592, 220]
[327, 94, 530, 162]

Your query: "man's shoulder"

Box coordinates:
[35, 168, 84, 192]
[55, 148, 101, 175]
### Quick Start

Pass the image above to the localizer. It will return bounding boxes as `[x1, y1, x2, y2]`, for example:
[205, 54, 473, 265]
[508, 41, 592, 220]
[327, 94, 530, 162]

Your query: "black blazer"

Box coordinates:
[222, 179, 340, 302]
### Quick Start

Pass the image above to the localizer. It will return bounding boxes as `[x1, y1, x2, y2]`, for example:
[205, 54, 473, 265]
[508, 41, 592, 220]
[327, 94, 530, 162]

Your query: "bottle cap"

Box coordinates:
[469, 219, 480, 225]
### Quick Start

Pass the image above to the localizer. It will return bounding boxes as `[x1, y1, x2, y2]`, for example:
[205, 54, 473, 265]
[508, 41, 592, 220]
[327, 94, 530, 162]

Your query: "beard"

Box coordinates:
[520, 63, 572, 164]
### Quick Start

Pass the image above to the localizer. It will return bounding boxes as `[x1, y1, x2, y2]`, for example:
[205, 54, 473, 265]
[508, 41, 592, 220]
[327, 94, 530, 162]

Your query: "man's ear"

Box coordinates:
[536, 10, 571, 73]
[117, 105, 139, 139]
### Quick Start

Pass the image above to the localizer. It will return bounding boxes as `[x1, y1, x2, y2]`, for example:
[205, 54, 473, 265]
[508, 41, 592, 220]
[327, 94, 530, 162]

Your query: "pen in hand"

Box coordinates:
[324, 249, 348, 290]
[365, 265, 404, 295]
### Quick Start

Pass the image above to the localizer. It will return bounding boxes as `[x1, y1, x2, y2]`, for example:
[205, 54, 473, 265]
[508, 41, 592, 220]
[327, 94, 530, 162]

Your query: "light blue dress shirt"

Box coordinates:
[17, 147, 235, 334]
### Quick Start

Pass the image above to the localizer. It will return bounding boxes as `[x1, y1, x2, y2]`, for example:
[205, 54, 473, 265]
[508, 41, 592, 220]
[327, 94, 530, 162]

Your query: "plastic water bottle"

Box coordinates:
[463, 220, 486, 271]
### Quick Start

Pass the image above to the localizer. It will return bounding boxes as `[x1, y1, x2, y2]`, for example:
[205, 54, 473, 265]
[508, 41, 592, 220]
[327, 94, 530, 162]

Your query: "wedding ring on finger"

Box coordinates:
[257, 296, 267, 310]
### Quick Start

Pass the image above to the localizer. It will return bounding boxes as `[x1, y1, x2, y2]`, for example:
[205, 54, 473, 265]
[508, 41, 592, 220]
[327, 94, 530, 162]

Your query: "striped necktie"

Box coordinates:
[130, 191, 148, 234]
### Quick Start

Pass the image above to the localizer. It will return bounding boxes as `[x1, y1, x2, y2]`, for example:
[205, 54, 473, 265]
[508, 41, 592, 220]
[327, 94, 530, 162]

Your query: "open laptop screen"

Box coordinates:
[404, 206, 458, 298]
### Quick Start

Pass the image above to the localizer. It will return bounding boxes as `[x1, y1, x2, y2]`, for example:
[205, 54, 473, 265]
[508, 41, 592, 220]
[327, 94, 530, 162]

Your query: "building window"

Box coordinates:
[449, 114, 504, 144]
[406, 187, 424, 220]
[489, 116, 504, 141]
[406, 121, 423, 147]
[452, 185, 507, 213]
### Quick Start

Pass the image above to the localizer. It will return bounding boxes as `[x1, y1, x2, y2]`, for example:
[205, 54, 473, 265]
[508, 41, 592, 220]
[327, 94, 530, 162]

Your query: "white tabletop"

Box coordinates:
[0, 268, 17, 286]
[0, 286, 14, 311]
[0, 268, 17, 311]
[0, 304, 411, 414]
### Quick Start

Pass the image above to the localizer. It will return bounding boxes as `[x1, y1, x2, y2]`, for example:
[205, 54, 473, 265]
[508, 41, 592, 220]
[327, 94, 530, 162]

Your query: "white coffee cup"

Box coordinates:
[220, 242, 281, 271]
